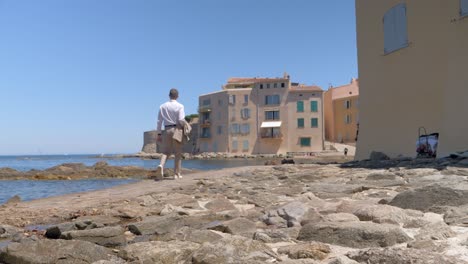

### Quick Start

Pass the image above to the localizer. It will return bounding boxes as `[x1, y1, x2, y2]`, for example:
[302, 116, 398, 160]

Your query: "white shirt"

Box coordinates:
[157, 99, 185, 132]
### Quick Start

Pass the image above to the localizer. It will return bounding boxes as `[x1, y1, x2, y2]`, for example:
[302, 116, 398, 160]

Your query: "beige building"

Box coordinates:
[198, 74, 324, 155]
[355, 0, 468, 159]
[324, 78, 359, 143]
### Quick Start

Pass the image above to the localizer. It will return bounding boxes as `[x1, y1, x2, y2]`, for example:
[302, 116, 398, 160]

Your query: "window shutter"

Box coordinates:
[384, 3, 408, 54]
[462, 0, 468, 16]
[297, 101, 304, 112]
[311, 101, 318, 112]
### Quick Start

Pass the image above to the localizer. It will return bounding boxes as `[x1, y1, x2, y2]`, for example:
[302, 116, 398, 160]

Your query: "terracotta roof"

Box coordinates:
[289, 85, 323, 92]
[227, 77, 288, 84]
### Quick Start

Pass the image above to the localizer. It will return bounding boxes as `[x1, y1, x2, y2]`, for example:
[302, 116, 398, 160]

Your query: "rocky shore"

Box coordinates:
[1, 153, 468, 263]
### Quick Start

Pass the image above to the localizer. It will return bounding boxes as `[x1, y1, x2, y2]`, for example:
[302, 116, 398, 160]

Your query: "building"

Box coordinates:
[197, 74, 324, 155]
[323, 78, 359, 143]
[355, 0, 468, 159]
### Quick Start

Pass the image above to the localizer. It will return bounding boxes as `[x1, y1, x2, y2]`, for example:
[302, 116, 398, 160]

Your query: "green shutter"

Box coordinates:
[311, 118, 318, 128]
[297, 118, 304, 128]
[311, 101, 318, 112]
[300, 137, 311, 147]
[297, 101, 304, 112]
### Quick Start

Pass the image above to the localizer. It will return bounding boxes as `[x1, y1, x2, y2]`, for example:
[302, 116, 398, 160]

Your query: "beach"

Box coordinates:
[2, 155, 468, 263]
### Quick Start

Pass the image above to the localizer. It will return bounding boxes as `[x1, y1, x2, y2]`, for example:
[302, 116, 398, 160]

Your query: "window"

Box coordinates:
[244, 94, 249, 104]
[213, 142, 218, 152]
[383, 3, 408, 54]
[281, 83, 285, 88]
[229, 94, 236, 105]
[218, 99, 223, 106]
[273, 83, 277, 88]
[260, 84, 264, 89]
[231, 108, 236, 120]
[201, 128, 211, 138]
[267, 84, 270, 89]
[231, 124, 240, 134]
[311, 118, 318, 128]
[345, 114, 352, 124]
[217, 126, 222, 135]
[462, 0, 468, 17]
[241, 108, 251, 119]
[311, 101, 318, 112]
[265, 110, 280, 120]
[297, 118, 305, 128]
[300, 137, 311, 147]
[265, 95, 280, 105]
[241, 124, 250, 135]
[232, 140, 238, 151]
[217, 112, 221, 120]
[297, 101, 304, 112]
[345, 100, 351, 109]
[243, 140, 249, 151]
[202, 99, 211, 106]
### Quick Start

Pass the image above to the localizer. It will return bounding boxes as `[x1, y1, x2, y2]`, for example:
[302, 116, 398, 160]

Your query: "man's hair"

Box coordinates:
[169, 88, 179, 99]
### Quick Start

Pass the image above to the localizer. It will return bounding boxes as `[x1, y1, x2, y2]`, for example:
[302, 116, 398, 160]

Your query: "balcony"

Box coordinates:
[198, 106, 212, 113]
[200, 119, 211, 127]
[261, 133, 283, 139]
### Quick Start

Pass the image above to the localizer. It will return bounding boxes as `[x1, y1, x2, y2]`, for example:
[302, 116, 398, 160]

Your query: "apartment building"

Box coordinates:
[355, 0, 468, 159]
[198, 74, 324, 155]
[323, 78, 359, 143]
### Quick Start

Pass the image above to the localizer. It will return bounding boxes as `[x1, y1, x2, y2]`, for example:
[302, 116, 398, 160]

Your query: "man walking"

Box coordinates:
[155, 88, 185, 180]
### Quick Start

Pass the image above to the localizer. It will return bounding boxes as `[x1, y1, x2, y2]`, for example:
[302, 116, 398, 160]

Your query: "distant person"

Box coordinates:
[344, 147, 348, 157]
[155, 88, 186, 180]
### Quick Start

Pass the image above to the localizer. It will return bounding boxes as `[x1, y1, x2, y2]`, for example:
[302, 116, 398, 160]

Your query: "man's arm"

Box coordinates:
[156, 108, 163, 142]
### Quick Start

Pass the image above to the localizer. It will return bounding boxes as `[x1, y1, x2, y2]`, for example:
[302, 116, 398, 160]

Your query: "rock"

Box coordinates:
[160, 204, 189, 216]
[327, 256, 360, 264]
[5, 195, 21, 205]
[347, 248, 467, 264]
[206, 218, 257, 238]
[74, 216, 121, 227]
[414, 222, 456, 241]
[127, 214, 183, 236]
[352, 204, 423, 226]
[0, 239, 113, 264]
[191, 235, 279, 264]
[297, 222, 411, 248]
[60, 226, 127, 247]
[389, 184, 468, 211]
[277, 242, 331, 260]
[0, 225, 22, 239]
[253, 228, 300, 243]
[118, 240, 200, 263]
[370, 151, 390, 161]
[204, 198, 237, 212]
[442, 205, 468, 226]
[45, 222, 77, 239]
[322, 213, 359, 223]
[163, 226, 224, 244]
[263, 201, 316, 227]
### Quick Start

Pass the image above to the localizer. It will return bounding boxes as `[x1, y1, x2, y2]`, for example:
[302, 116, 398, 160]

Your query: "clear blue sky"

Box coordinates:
[0, 0, 357, 155]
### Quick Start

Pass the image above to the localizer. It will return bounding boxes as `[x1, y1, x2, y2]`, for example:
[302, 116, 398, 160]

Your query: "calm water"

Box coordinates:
[0, 154, 265, 204]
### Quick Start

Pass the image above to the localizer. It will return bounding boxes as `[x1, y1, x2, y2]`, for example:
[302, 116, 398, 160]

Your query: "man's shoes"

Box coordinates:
[155, 165, 164, 181]
[174, 173, 182, 179]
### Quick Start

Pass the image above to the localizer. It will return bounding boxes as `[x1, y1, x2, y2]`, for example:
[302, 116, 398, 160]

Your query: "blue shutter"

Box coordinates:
[384, 3, 408, 54]
[462, 0, 468, 16]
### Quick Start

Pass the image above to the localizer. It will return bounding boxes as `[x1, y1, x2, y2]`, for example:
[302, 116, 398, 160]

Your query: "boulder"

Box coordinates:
[253, 227, 300, 243]
[127, 214, 183, 236]
[60, 226, 126, 247]
[414, 222, 456, 241]
[352, 204, 423, 226]
[204, 198, 237, 212]
[322, 213, 359, 223]
[45, 222, 77, 239]
[118, 240, 200, 263]
[0, 225, 22, 239]
[277, 242, 331, 260]
[206, 218, 257, 238]
[297, 222, 411, 248]
[191, 235, 279, 264]
[347, 248, 467, 264]
[389, 184, 468, 211]
[0, 239, 112, 264]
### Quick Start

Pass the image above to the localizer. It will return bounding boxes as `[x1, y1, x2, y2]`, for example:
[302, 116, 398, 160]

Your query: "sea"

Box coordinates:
[0, 154, 265, 204]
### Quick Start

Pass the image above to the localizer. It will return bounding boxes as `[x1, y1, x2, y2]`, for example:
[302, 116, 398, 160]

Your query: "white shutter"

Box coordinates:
[461, 0, 468, 16]
[384, 3, 408, 54]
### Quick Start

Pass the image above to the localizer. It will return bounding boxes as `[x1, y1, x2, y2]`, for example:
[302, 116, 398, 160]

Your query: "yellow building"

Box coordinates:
[198, 74, 324, 155]
[324, 78, 359, 143]
[355, 0, 468, 159]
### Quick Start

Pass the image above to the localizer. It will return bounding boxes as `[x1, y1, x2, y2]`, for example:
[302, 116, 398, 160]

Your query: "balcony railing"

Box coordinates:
[261, 133, 283, 139]
[200, 119, 211, 127]
[198, 106, 212, 112]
